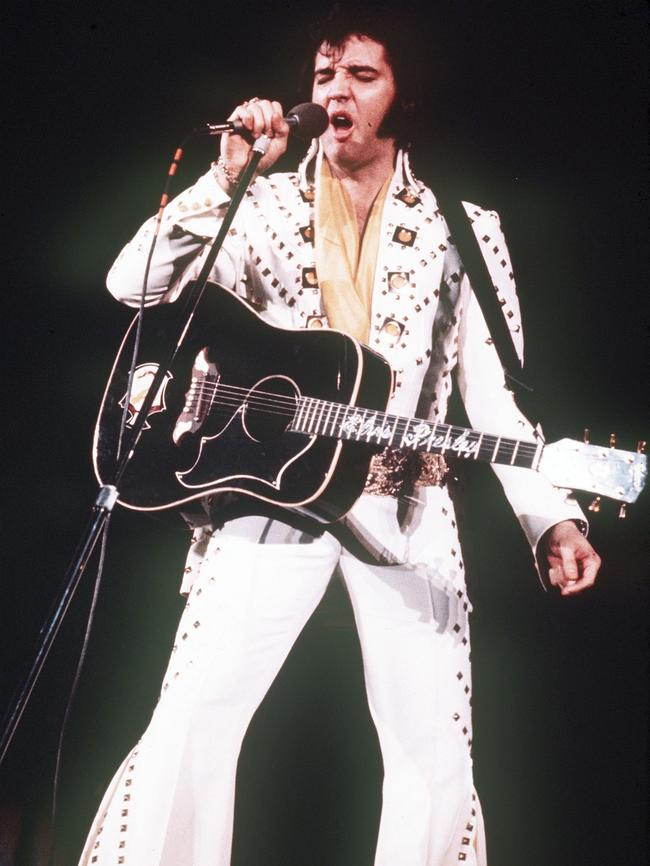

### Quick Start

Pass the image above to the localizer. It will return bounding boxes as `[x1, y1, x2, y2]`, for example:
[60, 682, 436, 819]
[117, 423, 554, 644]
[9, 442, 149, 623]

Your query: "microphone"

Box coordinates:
[199, 102, 329, 140]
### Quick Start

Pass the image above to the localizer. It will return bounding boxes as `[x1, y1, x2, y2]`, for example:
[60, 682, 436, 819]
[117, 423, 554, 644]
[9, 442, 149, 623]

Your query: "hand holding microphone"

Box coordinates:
[214, 99, 328, 190]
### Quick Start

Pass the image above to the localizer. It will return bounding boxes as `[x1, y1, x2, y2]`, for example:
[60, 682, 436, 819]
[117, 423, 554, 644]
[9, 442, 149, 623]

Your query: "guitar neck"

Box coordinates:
[292, 397, 542, 470]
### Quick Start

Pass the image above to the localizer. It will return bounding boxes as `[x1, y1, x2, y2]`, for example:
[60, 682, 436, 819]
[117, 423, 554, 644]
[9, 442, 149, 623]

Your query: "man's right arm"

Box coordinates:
[107, 98, 290, 308]
[106, 169, 237, 307]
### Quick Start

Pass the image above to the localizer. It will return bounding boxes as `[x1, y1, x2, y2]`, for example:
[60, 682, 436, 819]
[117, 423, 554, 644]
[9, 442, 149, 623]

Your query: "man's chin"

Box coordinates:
[321, 136, 362, 167]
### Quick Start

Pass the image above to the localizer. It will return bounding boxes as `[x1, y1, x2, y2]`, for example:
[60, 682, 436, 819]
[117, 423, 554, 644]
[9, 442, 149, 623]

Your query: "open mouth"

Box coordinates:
[330, 112, 353, 130]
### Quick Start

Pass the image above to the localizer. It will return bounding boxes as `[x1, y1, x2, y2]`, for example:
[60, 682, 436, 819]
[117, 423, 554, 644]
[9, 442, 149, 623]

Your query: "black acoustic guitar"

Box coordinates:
[94, 283, 646, 521]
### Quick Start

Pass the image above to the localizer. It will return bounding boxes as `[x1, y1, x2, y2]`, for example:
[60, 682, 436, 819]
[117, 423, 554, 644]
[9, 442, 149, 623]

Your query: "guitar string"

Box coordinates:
[176, 380, 538, 457]
[175, 381, 539, 456]
[174, 387, 538, 457]
[174, 398, 538, 460]
[177, 384, 537, 455]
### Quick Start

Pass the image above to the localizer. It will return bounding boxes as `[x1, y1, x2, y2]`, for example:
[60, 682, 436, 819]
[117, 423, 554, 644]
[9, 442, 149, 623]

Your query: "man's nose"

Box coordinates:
[327, 70, 351, 100]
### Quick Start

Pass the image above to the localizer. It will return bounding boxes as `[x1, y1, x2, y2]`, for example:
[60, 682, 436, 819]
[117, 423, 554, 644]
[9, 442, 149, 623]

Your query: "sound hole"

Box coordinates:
[242, 376, 299, 443]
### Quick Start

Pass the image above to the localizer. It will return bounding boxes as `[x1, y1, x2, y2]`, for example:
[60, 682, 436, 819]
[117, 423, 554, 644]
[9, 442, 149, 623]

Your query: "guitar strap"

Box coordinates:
[434, 192, 535, 412]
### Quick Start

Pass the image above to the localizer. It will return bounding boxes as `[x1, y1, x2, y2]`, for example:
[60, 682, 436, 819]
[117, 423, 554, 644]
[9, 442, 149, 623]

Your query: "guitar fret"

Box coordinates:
[329, 403, 342, 437]
[312, 399, 325, 434]
[312, 399, 326, 434]
[387, 415, 400, 446]
[513, 442, 538, 469]
[476, 435, 496, 462]
[357, 408, 369, 442]
[299, 397, 311, 433]
[444, 427, 482, 460]
[491, 436, 502, 461]
[379, 413, 392, 443]
[347, 407, 360, 440]
[509, 441, 520, 465]
[531, 442, 544, 471]
[494, 439, 516, 464]
[294, 397, 308, 432]
[339, 406, 352, 439]
[305, 398, 318, 433]
[425, 421, 442, 452]
[321, 400, 335, 436]
[376, 412, 392, 444]
[473, 432, 484, 460]
[308, 399, 319, 433]
[399, 418, 413, 450]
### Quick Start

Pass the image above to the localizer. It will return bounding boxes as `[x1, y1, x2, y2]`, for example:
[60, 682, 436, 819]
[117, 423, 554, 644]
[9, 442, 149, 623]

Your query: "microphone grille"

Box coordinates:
[287, 103, 329, 139]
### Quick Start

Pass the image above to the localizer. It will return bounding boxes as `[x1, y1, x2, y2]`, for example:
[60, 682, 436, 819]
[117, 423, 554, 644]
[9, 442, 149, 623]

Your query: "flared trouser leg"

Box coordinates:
[78, 533, 340, 866]
[339, 553, 486, 866]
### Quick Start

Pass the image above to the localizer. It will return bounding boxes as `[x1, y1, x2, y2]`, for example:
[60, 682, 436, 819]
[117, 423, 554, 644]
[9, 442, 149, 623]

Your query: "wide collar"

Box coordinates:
[297, 140, 424, 203]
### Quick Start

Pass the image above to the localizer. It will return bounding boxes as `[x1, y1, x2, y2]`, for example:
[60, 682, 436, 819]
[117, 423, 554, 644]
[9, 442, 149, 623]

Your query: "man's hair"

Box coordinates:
[301, 2, 425, 149]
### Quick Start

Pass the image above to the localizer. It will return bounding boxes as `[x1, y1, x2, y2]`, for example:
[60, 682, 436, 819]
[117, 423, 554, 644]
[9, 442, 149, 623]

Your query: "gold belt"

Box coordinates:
[364, 449, 449, 497]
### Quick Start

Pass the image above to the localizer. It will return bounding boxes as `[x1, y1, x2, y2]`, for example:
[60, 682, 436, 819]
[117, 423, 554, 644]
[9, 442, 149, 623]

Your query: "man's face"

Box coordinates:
[311, 35, 397, 170]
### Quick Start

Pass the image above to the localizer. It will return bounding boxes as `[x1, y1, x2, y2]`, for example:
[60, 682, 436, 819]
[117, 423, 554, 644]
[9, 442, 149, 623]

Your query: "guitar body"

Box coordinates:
[94, 283, 393, 521]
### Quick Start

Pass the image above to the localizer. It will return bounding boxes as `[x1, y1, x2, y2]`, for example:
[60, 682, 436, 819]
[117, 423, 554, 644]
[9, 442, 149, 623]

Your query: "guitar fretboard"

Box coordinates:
[292, 397, 542, 469]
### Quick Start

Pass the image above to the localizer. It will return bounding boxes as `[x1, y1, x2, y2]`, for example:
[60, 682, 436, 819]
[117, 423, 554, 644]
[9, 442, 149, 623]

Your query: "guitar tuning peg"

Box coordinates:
[609, 432, 617, 448]
[588, 496, 601, 513]
[583, 427, 590, 444]
[618, 503, 627, 519]
[637, 440, 647, 454]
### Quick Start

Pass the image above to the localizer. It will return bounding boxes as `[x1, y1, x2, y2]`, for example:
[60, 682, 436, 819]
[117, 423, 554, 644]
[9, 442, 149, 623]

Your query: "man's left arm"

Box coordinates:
[455, 207, 602, 592]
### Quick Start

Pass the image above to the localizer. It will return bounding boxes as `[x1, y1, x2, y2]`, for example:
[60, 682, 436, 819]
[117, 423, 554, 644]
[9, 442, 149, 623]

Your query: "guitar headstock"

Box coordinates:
[538, 437, 647, 505]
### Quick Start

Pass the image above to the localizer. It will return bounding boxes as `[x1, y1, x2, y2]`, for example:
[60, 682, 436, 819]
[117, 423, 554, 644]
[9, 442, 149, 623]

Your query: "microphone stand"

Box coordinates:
[0, 135, 272, 766]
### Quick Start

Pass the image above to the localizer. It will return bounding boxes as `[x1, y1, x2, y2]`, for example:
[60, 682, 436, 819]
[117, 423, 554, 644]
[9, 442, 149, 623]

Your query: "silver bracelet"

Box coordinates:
[213, 156, 241, 187]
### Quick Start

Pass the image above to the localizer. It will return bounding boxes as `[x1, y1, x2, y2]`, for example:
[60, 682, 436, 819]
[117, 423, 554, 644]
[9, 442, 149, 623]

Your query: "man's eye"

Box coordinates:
[315, 74, 333, 85]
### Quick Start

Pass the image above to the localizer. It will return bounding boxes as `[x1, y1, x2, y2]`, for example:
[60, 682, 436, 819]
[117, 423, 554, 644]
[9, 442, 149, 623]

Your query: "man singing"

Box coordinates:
[79, 5, 600, 864]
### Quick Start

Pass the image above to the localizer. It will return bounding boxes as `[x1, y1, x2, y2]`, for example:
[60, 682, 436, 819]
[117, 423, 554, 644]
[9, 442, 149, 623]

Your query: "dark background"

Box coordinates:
[1, 1, 647, 864]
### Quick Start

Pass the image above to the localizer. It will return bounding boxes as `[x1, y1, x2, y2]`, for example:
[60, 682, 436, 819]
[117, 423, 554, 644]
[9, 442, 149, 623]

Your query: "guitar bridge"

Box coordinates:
[172, 348, 220, 445]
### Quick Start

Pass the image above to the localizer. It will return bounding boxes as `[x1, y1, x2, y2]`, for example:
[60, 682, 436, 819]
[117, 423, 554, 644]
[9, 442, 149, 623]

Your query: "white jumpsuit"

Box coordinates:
[79, 146, 584, 865]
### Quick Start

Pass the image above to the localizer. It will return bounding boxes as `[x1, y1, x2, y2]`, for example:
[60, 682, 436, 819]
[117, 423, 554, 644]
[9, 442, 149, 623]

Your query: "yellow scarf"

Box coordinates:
[314, 158, 391, 343]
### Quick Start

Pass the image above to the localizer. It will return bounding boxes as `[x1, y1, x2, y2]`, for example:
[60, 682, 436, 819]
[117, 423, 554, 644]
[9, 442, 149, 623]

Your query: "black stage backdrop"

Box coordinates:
[1, 2, 647, 864]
